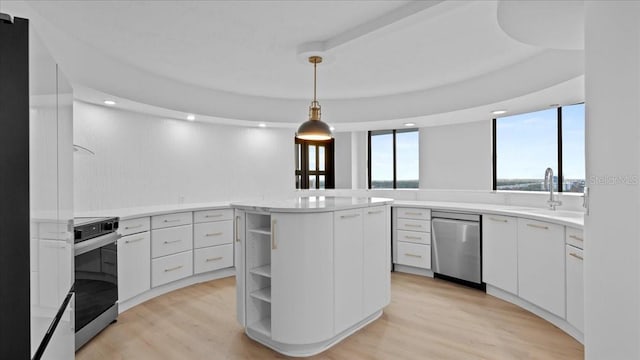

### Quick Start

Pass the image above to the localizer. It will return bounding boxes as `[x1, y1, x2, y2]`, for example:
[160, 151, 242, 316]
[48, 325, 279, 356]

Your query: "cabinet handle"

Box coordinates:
[163, 219, 181, 223]
[206, 256, 223, 262]
[489, 217, 507, 223]
[405, 212, 423, 216]
[405, 224, 422, 228]
[205, 232, 223, 237]
[235, 215, 241, 242]
[205, 214, 223, 218]
[569, 253, 584, 261]
[43, 244, 66, 249]
[125, 237, 145, 244]
[125, 224, 143, 230]
[271, 219, 277, 250]
[103, 261, 115, 265]
[163, 239, 182, 244]
[340, 213, 361, 219]
[526, 223, 549, 230]
[164, 265, 183, 272]
[48, 231, 67, 234]
[368, 210, 383, 214]
[569, 234, 584, 242]
[405, 235, 422, 240]
[405, 253, 422, 258]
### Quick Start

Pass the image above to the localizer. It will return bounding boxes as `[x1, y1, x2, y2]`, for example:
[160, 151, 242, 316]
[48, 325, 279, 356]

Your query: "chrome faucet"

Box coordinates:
[544, 167, 562, 210]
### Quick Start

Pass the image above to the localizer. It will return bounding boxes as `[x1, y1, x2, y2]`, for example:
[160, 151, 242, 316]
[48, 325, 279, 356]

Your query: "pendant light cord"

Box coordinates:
[313, 60, 317, 103]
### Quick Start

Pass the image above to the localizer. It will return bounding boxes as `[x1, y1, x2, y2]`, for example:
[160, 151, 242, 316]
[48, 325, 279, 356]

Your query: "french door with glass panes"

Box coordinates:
[295, 138, 335, 189]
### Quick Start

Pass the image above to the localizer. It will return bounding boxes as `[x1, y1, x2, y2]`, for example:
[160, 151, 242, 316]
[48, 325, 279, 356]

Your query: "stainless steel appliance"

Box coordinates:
[431, 211, 483, 288]
[74, 217, 120, 350]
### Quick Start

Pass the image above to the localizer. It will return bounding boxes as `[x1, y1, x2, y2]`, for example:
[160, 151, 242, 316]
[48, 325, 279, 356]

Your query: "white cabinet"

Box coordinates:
[334, 209, 364, 334]
[194, 209, 233, 223]
[118, 231, 151, 301]
[151, 212, 192, 230]
[194, 243, 233, 273]
[517, 218, 565, 317]
[482, 214, 518, 294]
[393, 207, 431, 269]
[151, 225, 193, 258]
[363, 206, 390, 317]
[566, 227, 584, 333]
[270, 212, 334, 344]
[119, 217, 150, 237]
[235, 210, 246, 327]
[151, 250, 193, 287]
[193, 220, 233, 248]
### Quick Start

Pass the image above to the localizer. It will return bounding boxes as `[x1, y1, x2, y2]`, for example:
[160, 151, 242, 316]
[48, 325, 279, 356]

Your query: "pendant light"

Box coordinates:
[296, 56, 333, 140]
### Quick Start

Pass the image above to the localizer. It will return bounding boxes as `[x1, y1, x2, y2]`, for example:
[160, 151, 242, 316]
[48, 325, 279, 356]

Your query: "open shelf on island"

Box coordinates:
[250, 287, 271, 303]
[249, 227, 271, 236]
[250, 264, 271, 278]
[250, 317, 272, 337]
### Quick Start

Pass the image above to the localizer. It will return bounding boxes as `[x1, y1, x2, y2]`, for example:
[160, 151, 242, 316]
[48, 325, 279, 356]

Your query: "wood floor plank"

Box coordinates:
[76, 273, 584, 359]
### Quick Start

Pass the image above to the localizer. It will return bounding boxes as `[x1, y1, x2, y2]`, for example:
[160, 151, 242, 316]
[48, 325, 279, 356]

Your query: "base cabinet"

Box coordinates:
[117, 231, 151, 302]
[517, 218, 565, 317]
[363, 206, 390, 316]
[334, 209, 364, 334]
[566, 244, 584, 332]
[482, 214, 518, 294]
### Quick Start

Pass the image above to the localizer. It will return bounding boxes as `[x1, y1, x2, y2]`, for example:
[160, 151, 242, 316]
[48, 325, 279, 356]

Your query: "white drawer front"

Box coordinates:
[194, 244, 233, 274]
[397, 218, 430, 233]
[194, 208, 233, 223]
[566, 227, 584, 250]
[396, 207, 431, 220]
[193, 220, 233, 248]
[38, 222, 69, 240]
[119, 217, 150, 236]
[151, 251, 193, 287]
[151, 212, 192, 230]
[151, 225, 193, 258]
[397, 229, 430, 245]
[397, 242, 431, 269]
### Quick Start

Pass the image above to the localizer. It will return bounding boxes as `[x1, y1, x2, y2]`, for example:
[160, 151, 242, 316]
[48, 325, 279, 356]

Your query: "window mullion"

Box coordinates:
[557, 107, 563, 193]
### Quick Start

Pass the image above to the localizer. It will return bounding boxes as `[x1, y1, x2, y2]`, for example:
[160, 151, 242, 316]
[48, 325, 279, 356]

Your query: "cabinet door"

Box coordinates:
[271, 212, 334, 344]
[334, 209, 364, 334]
[517, 219, 565, 317]
[566, 245, 584, 332]
[234, 210, 245, 327]
[363, 206, 390, 316]
[118, 232, 151, 302]
[482, 214, 518, 294]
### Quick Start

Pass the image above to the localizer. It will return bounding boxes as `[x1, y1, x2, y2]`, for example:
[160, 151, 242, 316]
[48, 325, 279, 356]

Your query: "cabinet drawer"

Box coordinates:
[194, 244, 233, 274]
[38, 222, 70, 240]
[396, 207, 431, 220]
[151, 212, 192, 230]
[397, 229, 430, 245]
[194, 208, 233, 223]
[151, 251, 193, 287]
[397, 218, 430, 233]
[119, 217, 150, 236]
[566, 227, 584, 250]
[397, 242, 431, 269]
[193, 220, 233, 248]
[151, 225, 193, 258]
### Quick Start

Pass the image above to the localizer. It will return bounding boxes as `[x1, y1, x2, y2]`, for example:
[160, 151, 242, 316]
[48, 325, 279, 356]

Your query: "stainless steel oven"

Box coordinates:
[73, 217, 120, 350]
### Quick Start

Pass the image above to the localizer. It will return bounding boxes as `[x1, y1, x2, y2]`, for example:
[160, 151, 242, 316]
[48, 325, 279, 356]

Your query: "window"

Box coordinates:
[368, 129, 419, 189]
[295, 138, 334, 189]
[493, 104, 585, 192]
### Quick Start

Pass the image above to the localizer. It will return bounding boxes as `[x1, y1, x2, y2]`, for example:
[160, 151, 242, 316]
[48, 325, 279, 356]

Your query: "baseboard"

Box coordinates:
[394, 264, 434, 277]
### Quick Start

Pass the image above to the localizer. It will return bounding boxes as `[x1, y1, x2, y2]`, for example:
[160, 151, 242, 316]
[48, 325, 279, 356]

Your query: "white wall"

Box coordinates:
[419, 120, 492, 190]
[584, 2, 640, 359]
[333, 132, 352, 189]
[73, 101, 295, 211]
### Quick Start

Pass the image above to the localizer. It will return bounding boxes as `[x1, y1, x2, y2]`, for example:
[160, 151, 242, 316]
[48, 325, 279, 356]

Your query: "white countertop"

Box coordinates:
[75, 201, 231, 221]
[231, 196, 394, 213]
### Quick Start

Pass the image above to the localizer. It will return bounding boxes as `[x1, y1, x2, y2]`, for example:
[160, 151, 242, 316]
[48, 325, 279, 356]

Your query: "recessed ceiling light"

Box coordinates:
[258, 123, 266, 128]
[491, 109, 507, 115]
[404, 122, 416, 127]
[103, 100, 116, 106]
[330, 126, 335, 131]
[186, 114, 195, 121]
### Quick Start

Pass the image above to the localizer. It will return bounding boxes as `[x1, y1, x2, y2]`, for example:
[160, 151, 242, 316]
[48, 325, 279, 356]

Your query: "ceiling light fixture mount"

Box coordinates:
[491, 109, 507, 115]
[296, 56, 333, 141]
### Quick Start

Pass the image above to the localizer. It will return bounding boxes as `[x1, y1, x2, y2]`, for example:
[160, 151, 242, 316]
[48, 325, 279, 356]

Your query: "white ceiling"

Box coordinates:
[5, 0, 585, 128]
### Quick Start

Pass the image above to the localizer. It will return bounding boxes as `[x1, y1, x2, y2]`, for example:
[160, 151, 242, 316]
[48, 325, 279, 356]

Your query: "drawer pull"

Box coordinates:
[125, 224, 143, 230]
[569, 253, 584, 261]
[205, 214, 223, 218]
[125, 237, 145, 244]
[405, 212, 423, 216]
[205, 232, 223, 237]
[163, 219, 181, 223]
[340, 213, 361, 219]
[163, 239, 182, 244]
[48, 231, 67, 234]
[103, 261, 115, 265]
[271, 219, 277, 250]
[206, 256, 223, 262]
[405, 224, 422, 228]
[569, 234, 584, 241]
[489, 217, 507, 223]
[43, 244, 66, 249]
[164, 265, 183, 272]
[235, 215, 241, 242]
[368, 210, 384, 214]
[405, 235, 422, 240]
[405, 253, 422, 258]
[526, 223, 549, 230]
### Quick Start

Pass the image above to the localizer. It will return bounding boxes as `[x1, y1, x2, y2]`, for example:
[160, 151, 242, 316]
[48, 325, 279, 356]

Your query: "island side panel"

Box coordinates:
[363, 205, 391, 316]
[271, 212, 334, 344]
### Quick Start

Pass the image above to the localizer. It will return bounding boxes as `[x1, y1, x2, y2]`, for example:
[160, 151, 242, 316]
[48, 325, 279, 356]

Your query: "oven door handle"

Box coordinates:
[74, 232, 120, 256]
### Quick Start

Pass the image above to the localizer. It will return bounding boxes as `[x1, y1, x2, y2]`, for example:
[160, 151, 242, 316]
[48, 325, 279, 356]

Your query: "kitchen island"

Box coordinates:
[232, 196, 393, 357]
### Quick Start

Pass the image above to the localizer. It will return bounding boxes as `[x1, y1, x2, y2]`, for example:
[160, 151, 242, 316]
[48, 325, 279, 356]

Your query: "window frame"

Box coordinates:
[492, 104, 585, 192]
[295, 138, 335, 189]
[367, 128, 419, 189]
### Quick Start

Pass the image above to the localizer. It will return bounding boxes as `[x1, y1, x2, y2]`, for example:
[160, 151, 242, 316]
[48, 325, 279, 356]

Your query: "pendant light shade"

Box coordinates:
[296, 56, 333, 140]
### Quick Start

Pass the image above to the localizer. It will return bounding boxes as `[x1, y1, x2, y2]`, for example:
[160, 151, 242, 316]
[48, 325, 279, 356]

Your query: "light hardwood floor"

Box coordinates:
[76, 273, 584, 359]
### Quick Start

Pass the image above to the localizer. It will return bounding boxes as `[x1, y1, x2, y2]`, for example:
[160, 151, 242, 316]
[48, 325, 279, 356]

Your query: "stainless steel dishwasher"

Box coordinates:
[431, 211, 483, 288]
